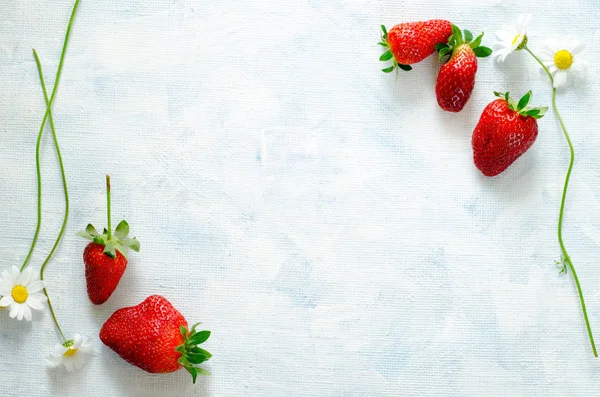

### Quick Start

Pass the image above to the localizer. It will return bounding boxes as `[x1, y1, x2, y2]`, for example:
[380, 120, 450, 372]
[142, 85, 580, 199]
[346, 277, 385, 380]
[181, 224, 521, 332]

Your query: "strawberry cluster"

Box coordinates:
[379, 20, 546, 176]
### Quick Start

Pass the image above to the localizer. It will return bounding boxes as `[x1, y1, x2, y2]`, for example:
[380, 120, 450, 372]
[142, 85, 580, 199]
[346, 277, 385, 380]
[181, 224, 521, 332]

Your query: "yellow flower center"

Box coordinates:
[554, 49, 573, 70]
[64, 347, 78, 357]
[11, 285, 28, 303]
[512, 34, 521, 45]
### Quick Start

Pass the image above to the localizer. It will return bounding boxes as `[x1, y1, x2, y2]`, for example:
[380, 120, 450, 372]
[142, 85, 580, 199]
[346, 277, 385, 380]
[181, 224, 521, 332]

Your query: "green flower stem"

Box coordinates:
[525, 46, 598, 357]
[19, 0, 81, 272]
[106, 175, 112, 241]
[33, 51, 68, 343]
[32, 0, 81, 342]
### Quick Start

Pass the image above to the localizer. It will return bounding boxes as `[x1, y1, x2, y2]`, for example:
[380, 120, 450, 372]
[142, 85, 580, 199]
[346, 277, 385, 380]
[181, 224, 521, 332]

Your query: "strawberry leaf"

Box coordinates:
[86, 224, 98, 235]
[434, 43, 449, 52]
[379, 50, 393, 62]
[184, 366, 198, 384]
[377, 41, 388, 47]
[122, 237, 140, 252]
[397, 64, 412, 71]
[192, 347, 212, 359]
[517, 90, 532, 111]
[380, 25, 388, 39]
[470, 33, 484, 49]
[473, 46, 492, 58]
[381, 66, 394, 73]
[180, 325, 188, 338]
[189, 330, 211, 345]
[104, 242, 116, 259]
[450, 24, 463, 46]
[463, 29, 473, 43]
[114, 220, 130, 239]
[187, 353, 209, 364]
[438, 47, 451, 62]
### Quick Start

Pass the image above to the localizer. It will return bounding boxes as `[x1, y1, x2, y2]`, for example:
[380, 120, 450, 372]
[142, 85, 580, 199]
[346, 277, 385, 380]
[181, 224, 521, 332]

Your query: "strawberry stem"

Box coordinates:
[106, 175, 112, 241]
[525, 46, 598, 358]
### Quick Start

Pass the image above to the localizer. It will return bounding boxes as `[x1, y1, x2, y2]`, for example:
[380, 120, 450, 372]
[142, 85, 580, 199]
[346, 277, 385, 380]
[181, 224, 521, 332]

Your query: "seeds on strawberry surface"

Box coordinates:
[100, 295, 211, 383]
[379, 20, 452, 74]
[472, 91, 547, 176]
[435, 25, 492, 112]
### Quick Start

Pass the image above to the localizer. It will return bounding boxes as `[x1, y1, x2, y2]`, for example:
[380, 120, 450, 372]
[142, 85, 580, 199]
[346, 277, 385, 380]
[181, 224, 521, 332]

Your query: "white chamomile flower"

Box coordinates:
[539, 37, 587, 88]
[0, 266, 46, 321]
[47, 334, 96, 372]
[494, 13, 531, 62]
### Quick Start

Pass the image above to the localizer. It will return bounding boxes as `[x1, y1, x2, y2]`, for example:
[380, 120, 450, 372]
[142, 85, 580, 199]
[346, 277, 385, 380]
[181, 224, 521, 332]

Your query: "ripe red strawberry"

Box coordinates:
[100, 295, 211, 383]
[472, 91, 547, 176]
[77, 175, 140, 304]
[435, 25, 492, 112]
[379, 20, 452, 73]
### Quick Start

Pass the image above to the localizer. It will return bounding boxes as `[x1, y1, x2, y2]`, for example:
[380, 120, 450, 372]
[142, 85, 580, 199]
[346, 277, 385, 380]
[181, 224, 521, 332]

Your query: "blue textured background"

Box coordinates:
[1, 0, 600, 395]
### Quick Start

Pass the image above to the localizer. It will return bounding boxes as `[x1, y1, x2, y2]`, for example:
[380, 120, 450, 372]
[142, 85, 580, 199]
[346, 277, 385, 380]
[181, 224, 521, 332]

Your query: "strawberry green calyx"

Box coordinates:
[378, 25, 413, 74]
[77, 175, 140, 259]
[493, 90, 548, 119]
[176, 323, 212, 383]
[436, 24, 492, 62]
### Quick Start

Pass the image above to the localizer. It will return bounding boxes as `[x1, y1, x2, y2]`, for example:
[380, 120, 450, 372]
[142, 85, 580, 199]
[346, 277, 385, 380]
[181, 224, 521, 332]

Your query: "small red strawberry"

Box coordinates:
[77, 175, 140, 304]
[435, 25, 492, 112]
[379, 20, 452, 73]
[100, 295, 211, 383]
[472, 91, 547, 176]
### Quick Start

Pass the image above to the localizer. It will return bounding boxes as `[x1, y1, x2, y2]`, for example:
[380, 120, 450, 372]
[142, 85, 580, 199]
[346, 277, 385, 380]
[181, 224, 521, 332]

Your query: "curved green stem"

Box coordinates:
[33, 51, 69, 343]
[19, 0, 81, 272]
[525, 46, 597, 357]
[30, 0, 80, 342]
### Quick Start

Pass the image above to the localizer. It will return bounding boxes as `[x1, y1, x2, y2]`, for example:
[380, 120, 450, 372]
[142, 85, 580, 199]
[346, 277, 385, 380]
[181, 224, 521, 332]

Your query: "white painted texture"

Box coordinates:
[1, 0, 600, 396]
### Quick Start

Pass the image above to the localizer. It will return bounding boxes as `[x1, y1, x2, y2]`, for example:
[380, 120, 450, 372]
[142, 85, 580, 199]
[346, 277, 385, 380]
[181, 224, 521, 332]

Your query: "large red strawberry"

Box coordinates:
[435, 25, 492, 112]
[100, 295, 211, 383]
[77, 175, 140, 304]
[472, 91, 547, 176]
[378, 20, 452, 73]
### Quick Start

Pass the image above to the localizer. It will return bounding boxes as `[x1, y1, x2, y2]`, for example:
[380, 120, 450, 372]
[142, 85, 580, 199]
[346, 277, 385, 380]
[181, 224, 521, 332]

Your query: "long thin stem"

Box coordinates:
[106, 175, 112, 240]
[525, 46, 597, 357]
[19, 0, 81, 272]
[33, 51, 68, 343]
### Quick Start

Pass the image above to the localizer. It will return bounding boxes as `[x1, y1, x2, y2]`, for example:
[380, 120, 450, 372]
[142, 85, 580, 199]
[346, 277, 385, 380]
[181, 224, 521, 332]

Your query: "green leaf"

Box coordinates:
[184, 366, 198, 384]
[379, 50, 393, 61]
[380, 25, 387, 38]
[517, 91, 532, 111]
[504, 92, 510, 103]
[397, 64, 412, 71]
[525, 109, 540, 116]
[377, 41, 388, 47]
[381, 66, 394, 73]
[93, 235, 106, 245]
[180, 325, 189, 338]
[463, 29, 473, 43]
[434, 43, 449, 51]
[122, 238, 140, 252]
[114, 220, 130, 238]
[493, 91, 504, 98]
[77, 231, 93, 240]
[470, 33, 484, 49]
[451, 24, 463, 45]
[195, 367, 211, 376]
[86, 224, 98, 235]
[189, 330, 211, 345]
[104, 242, 116, 258]
[187, 353, 209, 364]
[473, 46, 492, 58]
[438, 47, 451, 61]
[192, 347, 213, 359]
